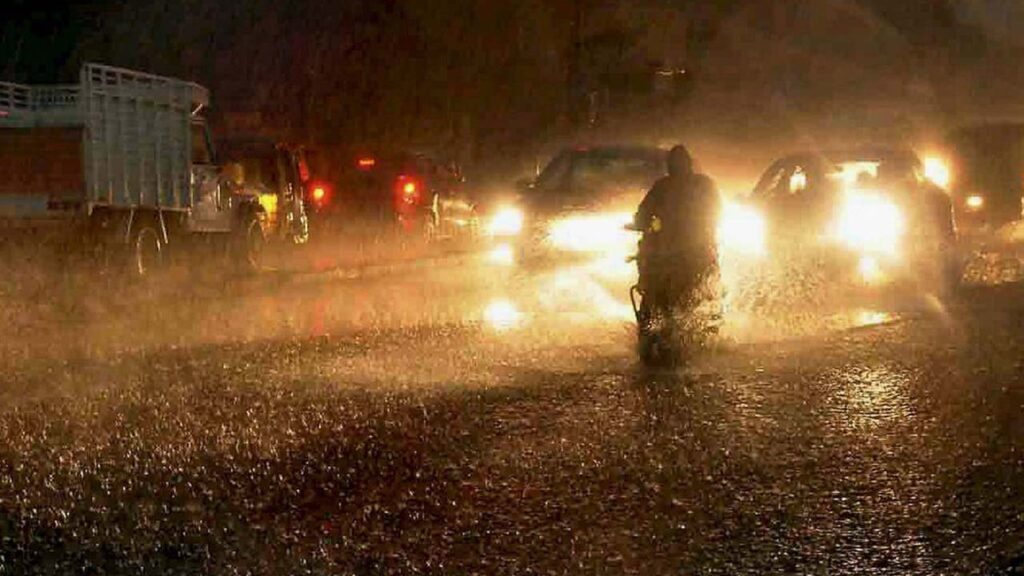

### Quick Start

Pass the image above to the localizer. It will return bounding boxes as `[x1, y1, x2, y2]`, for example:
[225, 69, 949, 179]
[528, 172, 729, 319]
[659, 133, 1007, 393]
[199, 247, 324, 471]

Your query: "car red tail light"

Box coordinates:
[395, 175, 421, 206]
[308, 182, 331, 207]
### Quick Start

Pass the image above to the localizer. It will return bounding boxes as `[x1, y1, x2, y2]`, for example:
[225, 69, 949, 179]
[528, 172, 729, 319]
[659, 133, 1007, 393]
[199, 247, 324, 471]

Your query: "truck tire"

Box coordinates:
[236, 213, 265, 272]
[130, 222, 164, 278]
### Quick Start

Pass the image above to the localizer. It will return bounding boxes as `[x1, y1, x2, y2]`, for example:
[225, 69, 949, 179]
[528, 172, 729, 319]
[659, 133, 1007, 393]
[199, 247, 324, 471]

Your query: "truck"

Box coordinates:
[0, 63, 265, 276]
[216, 136, 311, 247]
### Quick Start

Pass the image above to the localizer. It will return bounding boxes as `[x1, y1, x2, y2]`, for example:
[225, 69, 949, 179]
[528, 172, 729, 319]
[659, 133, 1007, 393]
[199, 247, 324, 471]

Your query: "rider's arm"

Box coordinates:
[635, 179, 666, 230]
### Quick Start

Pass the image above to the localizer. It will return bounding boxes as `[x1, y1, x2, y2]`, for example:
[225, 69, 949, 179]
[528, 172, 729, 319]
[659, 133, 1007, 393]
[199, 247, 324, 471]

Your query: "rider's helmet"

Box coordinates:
[667, 145, 693, 178]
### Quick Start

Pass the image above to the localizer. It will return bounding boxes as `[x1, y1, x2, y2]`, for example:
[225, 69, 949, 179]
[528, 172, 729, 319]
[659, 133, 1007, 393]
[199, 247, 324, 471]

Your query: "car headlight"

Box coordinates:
[965, 194, 985, 211]
[834, 191, 903, 256]
[717, 201, 766, 256]
[923, 157, 951, 189]
[487, 206, 524, 236]
[547, 212, 634, 253]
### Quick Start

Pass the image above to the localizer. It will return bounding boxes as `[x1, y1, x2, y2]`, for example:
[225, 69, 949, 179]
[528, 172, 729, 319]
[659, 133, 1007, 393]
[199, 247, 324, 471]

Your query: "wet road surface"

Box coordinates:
[0, 248, 1023, 574]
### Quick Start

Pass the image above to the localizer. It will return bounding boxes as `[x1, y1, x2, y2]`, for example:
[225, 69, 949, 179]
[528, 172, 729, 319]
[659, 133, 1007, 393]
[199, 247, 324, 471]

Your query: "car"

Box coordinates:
[483, 145, 666, 265]
[719, 148, 959, 292]
[308, 149, 477, 242]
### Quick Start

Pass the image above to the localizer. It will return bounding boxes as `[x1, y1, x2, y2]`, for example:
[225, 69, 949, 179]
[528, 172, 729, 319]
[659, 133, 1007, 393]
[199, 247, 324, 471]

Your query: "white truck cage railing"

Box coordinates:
[82, 63, 209, 115]
[0, 64, 209, 117]
[0, 63, 212, 212]
[0, 82, 32, 114]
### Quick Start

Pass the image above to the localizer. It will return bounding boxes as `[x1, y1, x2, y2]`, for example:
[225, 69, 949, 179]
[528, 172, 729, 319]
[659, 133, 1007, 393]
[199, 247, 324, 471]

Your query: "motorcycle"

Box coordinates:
[628, 216, 722, 367]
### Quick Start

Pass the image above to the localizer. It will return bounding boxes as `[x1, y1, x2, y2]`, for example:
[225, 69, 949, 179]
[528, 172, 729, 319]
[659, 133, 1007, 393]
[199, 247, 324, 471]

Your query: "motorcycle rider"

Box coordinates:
[634, 144, 721, 309]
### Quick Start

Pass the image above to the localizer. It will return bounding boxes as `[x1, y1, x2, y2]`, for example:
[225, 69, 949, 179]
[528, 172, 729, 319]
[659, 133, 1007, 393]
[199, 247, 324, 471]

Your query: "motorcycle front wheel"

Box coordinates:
[633, 286, 681, 368]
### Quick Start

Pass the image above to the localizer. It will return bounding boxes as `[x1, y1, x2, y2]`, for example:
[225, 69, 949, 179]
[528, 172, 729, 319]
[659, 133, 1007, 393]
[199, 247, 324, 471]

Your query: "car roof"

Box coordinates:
[569, 145, 666, 160]
[779, 147, 921, 168]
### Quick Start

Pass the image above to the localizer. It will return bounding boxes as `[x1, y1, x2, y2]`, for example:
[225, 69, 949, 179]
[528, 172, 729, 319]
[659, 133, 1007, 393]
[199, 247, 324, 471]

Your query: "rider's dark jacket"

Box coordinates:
[635, 171, 720, 264]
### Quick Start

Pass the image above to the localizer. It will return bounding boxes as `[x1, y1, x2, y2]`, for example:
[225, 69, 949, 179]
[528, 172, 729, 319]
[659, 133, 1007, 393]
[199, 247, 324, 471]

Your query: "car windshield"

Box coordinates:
[533, 149, 664, 201]
[826, 157, 919, 191]
[534, 151, 572, 191]
[572, 151, 664, 193]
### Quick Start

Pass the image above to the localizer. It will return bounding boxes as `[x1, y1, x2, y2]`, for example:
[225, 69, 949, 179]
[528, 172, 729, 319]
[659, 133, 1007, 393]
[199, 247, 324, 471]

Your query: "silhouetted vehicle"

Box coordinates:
[724, 148, 958, 292]
[0, 63, 266, 275]
[216, 137, 310, 246]
[484, 146, 665, 263]
[628, 217, 720, 367]
[628, 145, 721, 366]
[310, 150, 476, 242]
[945, 124, 1024, 243]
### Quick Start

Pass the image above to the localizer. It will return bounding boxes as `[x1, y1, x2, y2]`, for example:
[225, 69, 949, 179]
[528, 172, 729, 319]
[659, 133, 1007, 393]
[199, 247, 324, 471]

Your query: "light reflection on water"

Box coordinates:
[853, 309, 894, 328]
[829, 363, 914, 432]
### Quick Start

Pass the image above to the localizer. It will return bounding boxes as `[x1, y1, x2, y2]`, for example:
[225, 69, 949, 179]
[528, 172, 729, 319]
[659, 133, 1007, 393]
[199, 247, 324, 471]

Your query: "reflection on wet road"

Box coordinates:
[0, 248, 1022, 574]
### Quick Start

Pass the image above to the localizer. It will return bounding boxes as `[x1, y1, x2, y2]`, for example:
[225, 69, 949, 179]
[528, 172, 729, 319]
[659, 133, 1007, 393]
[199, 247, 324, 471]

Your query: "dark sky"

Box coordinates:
[4, 0, 1024, 166]
[2, 1, 103, 81]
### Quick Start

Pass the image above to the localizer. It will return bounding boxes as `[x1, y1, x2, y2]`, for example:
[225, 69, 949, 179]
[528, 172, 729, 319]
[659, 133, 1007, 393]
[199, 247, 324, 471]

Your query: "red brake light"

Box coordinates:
[395, 175, 421, 205]
[357, 157, 376, 169]
[309, 182, 330, 207]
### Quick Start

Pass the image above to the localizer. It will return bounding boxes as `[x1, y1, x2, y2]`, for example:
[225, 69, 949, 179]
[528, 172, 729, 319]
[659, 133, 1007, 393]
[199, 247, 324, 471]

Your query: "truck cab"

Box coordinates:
[216, 137, 310, 245]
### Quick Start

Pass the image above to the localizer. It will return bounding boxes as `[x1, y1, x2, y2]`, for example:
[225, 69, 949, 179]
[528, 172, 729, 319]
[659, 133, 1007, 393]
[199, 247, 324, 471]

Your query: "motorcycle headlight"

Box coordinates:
[717, 201, 766, 256]
[834, 191, 903, 256]
[487, 206, 524, 237]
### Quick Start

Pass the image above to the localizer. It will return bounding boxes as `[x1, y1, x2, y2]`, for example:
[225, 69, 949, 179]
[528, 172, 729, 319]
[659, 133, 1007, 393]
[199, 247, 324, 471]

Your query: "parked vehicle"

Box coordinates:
[0, 63, 265, 275]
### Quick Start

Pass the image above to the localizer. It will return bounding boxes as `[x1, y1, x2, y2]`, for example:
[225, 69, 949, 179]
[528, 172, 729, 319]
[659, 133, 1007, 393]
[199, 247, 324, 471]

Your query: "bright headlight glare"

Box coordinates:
[835, 191, 903, 256]
[488, 207, 524, 236]
[547, 212, 634, 253]
[717, 202, 766, 256]
[923, 157, 951, 189]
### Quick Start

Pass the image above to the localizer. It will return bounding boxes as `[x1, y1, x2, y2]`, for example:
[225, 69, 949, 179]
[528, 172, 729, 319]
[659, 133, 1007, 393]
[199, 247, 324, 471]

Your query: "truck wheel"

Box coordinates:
[237, 214, 265, 272]
[131, 223, 163, 278]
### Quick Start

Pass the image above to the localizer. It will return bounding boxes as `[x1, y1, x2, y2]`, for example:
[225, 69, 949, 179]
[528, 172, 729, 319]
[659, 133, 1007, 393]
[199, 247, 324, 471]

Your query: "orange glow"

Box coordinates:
[403, 181, 417, 195]
[312, 186, 326, 202]
[357, 157, 376, 169]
